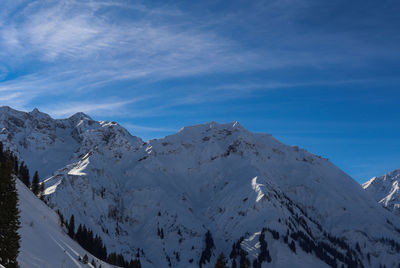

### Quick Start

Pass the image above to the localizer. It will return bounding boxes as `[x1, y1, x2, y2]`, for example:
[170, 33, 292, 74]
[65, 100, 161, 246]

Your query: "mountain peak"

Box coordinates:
[363, 168, 400, 215]
[0, 106, 52, 121]
[28, 108, 52, 120]
[363, 169, 400, 188]
[68, 112, 92, 122]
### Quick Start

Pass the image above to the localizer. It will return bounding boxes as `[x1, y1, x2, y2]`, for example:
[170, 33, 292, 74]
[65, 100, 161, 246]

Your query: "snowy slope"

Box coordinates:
[363, 169, 400, 215]
[1, 106, 400, 268]
[17, 179, 117, 268]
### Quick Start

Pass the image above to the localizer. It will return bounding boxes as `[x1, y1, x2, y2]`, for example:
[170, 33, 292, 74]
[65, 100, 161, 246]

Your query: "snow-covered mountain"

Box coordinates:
[1, 106, 400, 267]
[17, 177, 117, 268]
[363, 169, 400, 215]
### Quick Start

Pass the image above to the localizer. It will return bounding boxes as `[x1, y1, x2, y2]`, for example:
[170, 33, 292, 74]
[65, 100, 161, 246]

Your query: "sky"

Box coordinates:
[0, 0, 399, 183]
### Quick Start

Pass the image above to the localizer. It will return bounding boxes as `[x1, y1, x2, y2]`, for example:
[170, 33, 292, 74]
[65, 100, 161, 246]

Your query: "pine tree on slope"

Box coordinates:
[19, 162, 30, 188]
[31, 171, 40, 196]
[0, 145, 21, 268]
[68, 214, 75, 238]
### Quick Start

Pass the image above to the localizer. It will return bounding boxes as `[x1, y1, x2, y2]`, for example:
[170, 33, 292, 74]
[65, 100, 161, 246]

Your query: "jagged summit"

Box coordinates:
[0, 107, 141, 178]
[363, 169, 400, 188]
[0, 106, 92, 125]
[0, 106, 90, 122]
[363, 169, 400, 215]
[29, 107, 41, 114]
[68, 111, 92, 122]
[28, 107, 52, 120]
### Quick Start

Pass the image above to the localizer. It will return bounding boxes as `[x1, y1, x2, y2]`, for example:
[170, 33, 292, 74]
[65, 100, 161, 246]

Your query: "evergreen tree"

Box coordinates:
[0, 143, 21, 268]
[31, 171, 40, 196]
[76, 224, 83, 243]
[19, 162, 30, 188]
[199, 230, 215, 267]
[215, 253, 228, 268]
[68, 214, 75, 238]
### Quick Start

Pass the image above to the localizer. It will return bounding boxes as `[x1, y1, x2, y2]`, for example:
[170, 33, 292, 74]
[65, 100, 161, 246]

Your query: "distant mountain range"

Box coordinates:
[0, 106, 399, 268]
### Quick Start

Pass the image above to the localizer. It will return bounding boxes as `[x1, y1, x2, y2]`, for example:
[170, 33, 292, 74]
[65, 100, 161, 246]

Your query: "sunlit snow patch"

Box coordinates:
[68, 157, 90, 176]
[252, 176, 266, 202]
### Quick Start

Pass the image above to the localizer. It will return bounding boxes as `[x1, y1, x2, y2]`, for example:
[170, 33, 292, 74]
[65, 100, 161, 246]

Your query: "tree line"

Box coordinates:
[0, 142, 20, 268]
[61, 214, 141, 268]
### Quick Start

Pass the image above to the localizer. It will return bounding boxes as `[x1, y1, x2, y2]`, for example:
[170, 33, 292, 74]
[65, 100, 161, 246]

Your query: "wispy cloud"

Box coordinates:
[0, 0, 266, 116]
[41, 97, 150, 118]
[0, 0, 260, 80]
[0, 92, 22, 101]
[0, 0, 399, 121]
[209, 79, 381, 92]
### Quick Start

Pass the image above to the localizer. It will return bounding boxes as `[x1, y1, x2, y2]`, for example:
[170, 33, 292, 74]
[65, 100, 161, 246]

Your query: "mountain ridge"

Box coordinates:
[1, 106, 399, 267]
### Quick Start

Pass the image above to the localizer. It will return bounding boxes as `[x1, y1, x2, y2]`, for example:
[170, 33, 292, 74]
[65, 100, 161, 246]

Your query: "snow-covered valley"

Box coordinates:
[1, 106, 399, 267]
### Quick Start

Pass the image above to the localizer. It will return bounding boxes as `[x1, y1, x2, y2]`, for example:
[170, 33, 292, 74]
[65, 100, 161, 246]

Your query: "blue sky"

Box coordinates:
[0, 0, 399, 182]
